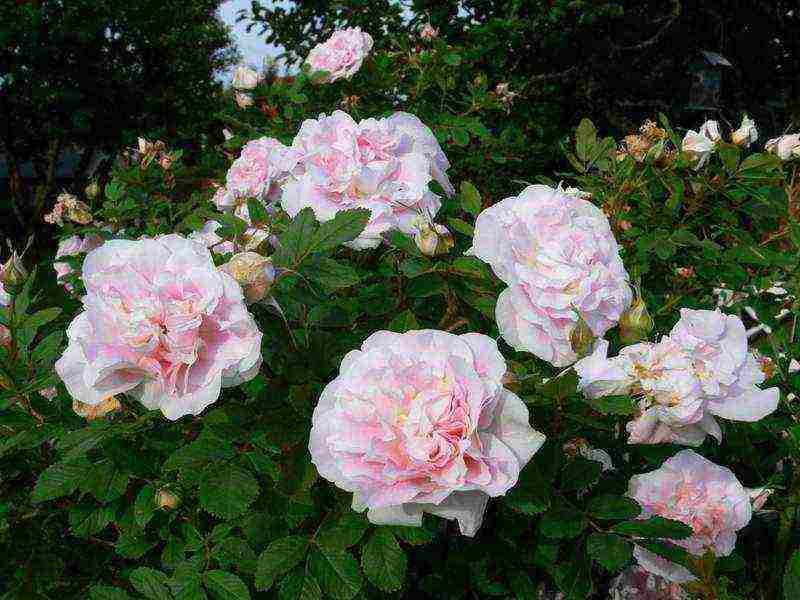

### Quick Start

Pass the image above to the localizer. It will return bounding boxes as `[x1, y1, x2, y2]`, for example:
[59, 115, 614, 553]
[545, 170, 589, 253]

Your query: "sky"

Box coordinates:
[217, 0, 285, 81]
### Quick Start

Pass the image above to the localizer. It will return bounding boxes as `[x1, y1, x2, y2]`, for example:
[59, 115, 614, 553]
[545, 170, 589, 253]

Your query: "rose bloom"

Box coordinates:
[681, 124, 717, 169]
[225, 137, 299, 203]
[764, 133, 800, 160]
[188, 220, 237, 256]
[575, 310, 779, 445]
[419, 23, 438, 40]
[310, 329, 545, 536]
[281, 110, 450, 249]
[219, 251, 276, 304]
[55, 235, 262, 420]
[54, 234, 105, 291]
[306, 27, 373, 83]
[628, 450, 758, 583]
[469, 184, 632, 367]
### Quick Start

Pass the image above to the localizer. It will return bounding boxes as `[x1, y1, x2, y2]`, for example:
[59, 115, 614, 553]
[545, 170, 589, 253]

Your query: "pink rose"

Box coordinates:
[281, 110, 450, 249]
[309, 330, 545, 536]
[55, 235, 262, 420]
[306, 27, 373, 83]
[225, 137, 299, 203]
[54, 234, 105, 291]
[188, 220, 237, 256]
[764, 134, 800, 160]
[471, 184, 632, 367]
[628, 450, 756, 583]
[575, 310, 779, 446]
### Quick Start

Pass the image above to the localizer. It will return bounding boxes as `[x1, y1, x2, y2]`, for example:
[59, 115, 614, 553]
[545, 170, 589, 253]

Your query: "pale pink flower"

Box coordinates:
[609, 566, 689, 600]
[698, 120, 721, 142]
[281, 110, 449, 249]
[54, 234, 105, 292]
[226, 137, 298, 203]
[471, 185, 632, 367]
[309, 330, 545, 536]
[219, 251, 276, 304]
[0, 283, 8, 347]
[55, 235, 262, 420]
[419, 23, 438, 40]
[731, 115, 758, 147]
[575, 310, 779, 446]
[765, 133, 800, 160]
[188, 220, 237, 256]
[306, 27, 373, 83]
[628, 450, 755, 583]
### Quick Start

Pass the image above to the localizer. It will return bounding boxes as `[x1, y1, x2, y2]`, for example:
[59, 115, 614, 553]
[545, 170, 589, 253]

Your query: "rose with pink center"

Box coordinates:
[310, 329, 545, 536]
[628, 450, 759, 583]
[470, 184, 632, 366]
[281, 110, 449, 249]
[55, 235, 262, 420]
[306, 27, 373, 83]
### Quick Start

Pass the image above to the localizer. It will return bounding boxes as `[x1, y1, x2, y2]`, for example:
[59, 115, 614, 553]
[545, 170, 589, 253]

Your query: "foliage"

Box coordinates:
[1, 18, 800, 600]
[0, 0, 237, 238]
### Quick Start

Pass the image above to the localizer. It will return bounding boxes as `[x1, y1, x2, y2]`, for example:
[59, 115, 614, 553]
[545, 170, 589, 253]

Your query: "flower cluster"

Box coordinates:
[682, 116, 760, 169]
[306, 27, 373, 83]
[44, 192, 93, 226]
[310, 329, 545, 535]
[55, 235, 263, 420]
[469, 184, 632, 366]
[575, 309, 779, 445]
[281, 110, 453, 248]
[628, 450, 758, 583]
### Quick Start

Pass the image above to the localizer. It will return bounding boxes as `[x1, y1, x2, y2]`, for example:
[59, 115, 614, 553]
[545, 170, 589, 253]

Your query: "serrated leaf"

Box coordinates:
[69, 504, 114, 537]
[460, 181, 482, 215]
[539, 508, 587, 539]
[204, 570, 250, 600]
[784, 550, 800, 600]
[255, 535, 310, 591]
[576, 118, 598, 162]
[89, 585, 133, 600]
[198, 466, 259, 519]
[246, 198, 269, 225]
[505, 462, 552, 515]
[586, 394, 637, 415]
[278, 570, 323, 600]
[303, 256, 360, 293]
[561, 457, 602, 492]
[135, 484, 157, 527]
[553, 550, 594, 598]
[81, 461, 130, 502]
[613, 517, 693, 539]
[163, 433, 234, 483]
[316, 514, 369, 550]
[116, 531, 155, 559]
[211, 537, 257, 574]
[588, 495, 641, 520]
[308, 548, 363, 600]
[362, 529, 406, 592]
[387, 310, 419, 333]
[390, 526, 434, 545]
[31, 457, 91, 503]
[508, 569, 536, 600]
[587, 533, 633, 571]
[310, 209, 370, 253]
[130, 567, 172, 600]
[32, 330, 64, 363]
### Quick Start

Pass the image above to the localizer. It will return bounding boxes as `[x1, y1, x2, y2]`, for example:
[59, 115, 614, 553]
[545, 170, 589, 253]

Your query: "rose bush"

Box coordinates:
[0, 23, 799, 600]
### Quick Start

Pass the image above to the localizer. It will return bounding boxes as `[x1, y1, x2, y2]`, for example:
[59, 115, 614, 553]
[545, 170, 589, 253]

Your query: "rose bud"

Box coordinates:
[619, 293, 654, 345]
[220, 251, 276, 304]
[156, 488, 180, 509]
[569, 312, 596, 359]
[731, 115, 758, 147]
[0, 252, 28, 287]
[414, 223, 453, 257]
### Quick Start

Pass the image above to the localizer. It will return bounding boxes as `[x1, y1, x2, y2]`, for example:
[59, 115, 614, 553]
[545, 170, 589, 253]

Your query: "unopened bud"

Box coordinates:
[0, 252, 28, 287]
[235, 92, 254, 109]
[619, 293, 654, 345]
[220, 252, 275, 304]
[156, 488, 180, 509]
[569, 312, 596, 359]
[85, 181, 100, 200]
[414, 223, 453, 257]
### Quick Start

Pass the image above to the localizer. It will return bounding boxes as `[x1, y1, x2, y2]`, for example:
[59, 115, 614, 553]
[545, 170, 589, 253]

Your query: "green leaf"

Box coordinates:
[279, 570, 323, 600]
[81, 461, 130, 502]
[553, 550, 594, 599]
[443, 51, 462, 65]
[23, 307, 61, 331]
[361, 529, 407, 592]
[69, 504, 114, 537]
[588, 495, 641, 520]
[31, 457, 91, 503]
[460, 181, 482, 215]
[130, 567, 172, 600]
[309, 209, 370, 253]
[561, 458, 602, 492]
[540, 508, 587, 539]
[211, 538, 257, 574]
[505, 462, 552, 515]
[586, 533, 633, 571]
[316, 514, 369, 550]
[387, 310, 420, 333]
[198, 466, 259, 520]
[308, 548, 363, 600]
[739, 153, 780, 172]
[255, 535, 310, 591]
[784, 550, 800, 600]
[576, 118, 598, 162]
[204, 570, 251, 600]
[390, 526, 434, 545]
[163, 433, 233, 481]
[135, 484, 157, 527]
[246, 198, 270, 225]
[89, 585, 132, 600]
[31, 330, 64, 363]
[273, 208, 318, 267]
[386, 230, 421, 255]
[303, 256, 360, 293]
[507, 569, 536, 600]
[586, 394, 637, 415]
[613, 517, 693, 539]
[116, 531, 155, 559]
